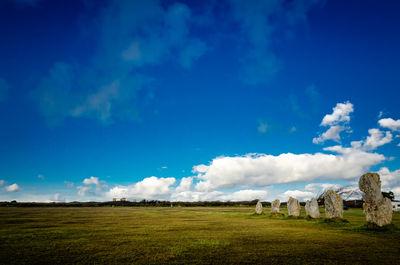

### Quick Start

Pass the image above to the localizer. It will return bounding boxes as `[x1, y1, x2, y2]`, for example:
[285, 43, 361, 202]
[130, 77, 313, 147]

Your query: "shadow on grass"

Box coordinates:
[361, 222, 398, 232]
[269, 213, 285, 218]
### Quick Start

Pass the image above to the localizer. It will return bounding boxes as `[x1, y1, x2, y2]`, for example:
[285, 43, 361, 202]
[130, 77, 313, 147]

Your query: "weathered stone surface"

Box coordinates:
[255, 201, 263, 214]
[359, 172, 392, 227]
[305, 198, 320, 219]
[287, 197, 301, 217]
[324, 190, 343, 218]
[271, 199, 280, 213]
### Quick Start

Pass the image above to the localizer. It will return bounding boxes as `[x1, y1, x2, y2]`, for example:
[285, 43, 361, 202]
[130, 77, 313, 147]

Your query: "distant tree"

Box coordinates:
[382, 191, 395, 201]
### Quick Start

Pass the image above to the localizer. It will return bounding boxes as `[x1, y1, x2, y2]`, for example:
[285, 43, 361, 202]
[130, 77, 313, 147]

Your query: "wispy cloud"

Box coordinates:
[34, 0, 206, 126]
[228, 0, 322, 84]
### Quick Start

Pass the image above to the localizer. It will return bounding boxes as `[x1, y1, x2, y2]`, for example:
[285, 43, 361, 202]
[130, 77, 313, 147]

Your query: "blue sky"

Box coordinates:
[1, 0, 400, 202]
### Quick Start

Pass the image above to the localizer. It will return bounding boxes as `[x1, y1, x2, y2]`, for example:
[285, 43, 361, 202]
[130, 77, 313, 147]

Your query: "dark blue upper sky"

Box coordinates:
[0, 0, 399, 202]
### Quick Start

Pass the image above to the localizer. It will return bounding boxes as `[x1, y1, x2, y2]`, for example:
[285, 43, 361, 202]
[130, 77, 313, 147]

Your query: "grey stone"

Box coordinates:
[287, 197, 301, 217]
[305, 198, 320, 219]
[271, 199, 280, 213]
[255, 201, 263, 214]
[359, 172, 392, 227]
[324, 190, 343, 218]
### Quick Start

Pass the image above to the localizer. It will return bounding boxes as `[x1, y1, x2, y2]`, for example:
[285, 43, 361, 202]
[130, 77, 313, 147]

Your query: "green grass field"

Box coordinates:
[1, 207, 399, 264]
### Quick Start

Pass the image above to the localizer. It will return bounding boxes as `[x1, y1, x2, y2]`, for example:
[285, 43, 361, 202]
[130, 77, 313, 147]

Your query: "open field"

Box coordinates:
[1, 207, 400, 264]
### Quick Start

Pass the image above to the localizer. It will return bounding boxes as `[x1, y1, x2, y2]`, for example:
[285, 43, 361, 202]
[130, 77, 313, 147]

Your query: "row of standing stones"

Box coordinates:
[255, 172, 393, 227]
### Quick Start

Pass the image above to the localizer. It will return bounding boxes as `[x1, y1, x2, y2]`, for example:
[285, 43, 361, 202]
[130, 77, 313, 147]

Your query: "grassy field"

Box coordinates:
[0, 206, 399, 264]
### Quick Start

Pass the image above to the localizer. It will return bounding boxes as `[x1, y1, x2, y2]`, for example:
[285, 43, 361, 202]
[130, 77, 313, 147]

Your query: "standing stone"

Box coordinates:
[287, 197, 301, 217]
[305, 198, 320, 219]
[324, 190, 343, 218]
[359, 172, 392, 227]
[255, 201, 263, 214]
[271, 199, 281, 213]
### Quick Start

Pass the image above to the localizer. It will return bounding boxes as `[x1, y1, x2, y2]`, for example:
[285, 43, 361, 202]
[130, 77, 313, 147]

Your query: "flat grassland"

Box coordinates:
[1, 207, 399, 264]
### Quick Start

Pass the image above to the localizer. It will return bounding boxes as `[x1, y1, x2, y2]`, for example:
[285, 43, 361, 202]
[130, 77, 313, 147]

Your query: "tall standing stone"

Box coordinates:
[271, 199, 281, 213]
[324, 190, 343, 218]
[255, 200, 263, 215]
[359, 172, 392, 227]
[305, 198, 320, 219]
[287, 197, 301, 217]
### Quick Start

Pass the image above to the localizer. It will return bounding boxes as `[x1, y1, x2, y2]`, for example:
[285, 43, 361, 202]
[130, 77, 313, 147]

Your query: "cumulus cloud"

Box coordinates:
[281, 190, 314, 201]
[304, 183, 341, 193]
[6, 183, 20, 192]
[82, 176, 107, 191]
[378, 118, 400, 132]
[362, 128, 392, 150]
[106, 176, 176, 200]
[313, 125, 345, 144]
[193, 148, 385, 192]
[0, 180, 4, 186]
[313, 101, 354, 144]
[377, 167, 400, 196]
[175, 177, 193, 192]
[220, 189, 268, 201]
[321, 101, 354, 126]
[37, 174, 44, 180]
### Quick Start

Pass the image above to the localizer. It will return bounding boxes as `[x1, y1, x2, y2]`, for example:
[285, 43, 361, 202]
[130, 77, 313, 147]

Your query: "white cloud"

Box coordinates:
[362, 128, 392, 150]
[378, 118, 400, 132]
[83, 176, 100, 185]
[281, 190, 314, 201]
[38, 174, 44, 180]
[175, 177, 193, 192]
[220, 189, 268, 201]
[106, 176, 176, 200]
[6, 183, 20, 192]
[193, 148, 385, 192]
[314, 101, 354, 144]
[82, 176, 107, 191]
[377, 167, 400, 197]
[170, 190, 224, 202]
[321, 101, 354, 126]
[304, 183, 341, 192]
[0, 180, 4, 186]
[313, 125, 345, 144]
[349, 129, 393, 151]
[77, 186, 91, 196]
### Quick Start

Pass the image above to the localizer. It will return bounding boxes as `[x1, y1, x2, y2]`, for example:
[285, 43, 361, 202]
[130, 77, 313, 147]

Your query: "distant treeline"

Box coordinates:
[0, 199, 364, 208]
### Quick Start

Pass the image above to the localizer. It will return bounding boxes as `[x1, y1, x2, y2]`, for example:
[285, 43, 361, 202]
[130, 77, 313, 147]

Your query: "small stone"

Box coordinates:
[271, 199, 280, 213]
[305, 198, 320, 219]
[255, 201, 263, 214]
[359, 172, 392, 227]
[287, 197, 301, 217]
[324, 190, 343, 219]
